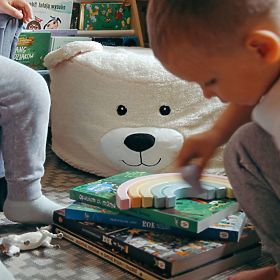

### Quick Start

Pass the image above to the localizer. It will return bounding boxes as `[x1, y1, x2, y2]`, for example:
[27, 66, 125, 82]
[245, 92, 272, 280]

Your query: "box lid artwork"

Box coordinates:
[79, 2, 131, 30]
[14, 31, 51, 70]
[53, 209, 259, 277]
[26, 0, 74, 30]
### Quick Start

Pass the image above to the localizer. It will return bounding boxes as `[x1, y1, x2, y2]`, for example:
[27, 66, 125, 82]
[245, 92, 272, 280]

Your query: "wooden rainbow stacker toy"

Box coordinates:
[116, 173, 234, 210]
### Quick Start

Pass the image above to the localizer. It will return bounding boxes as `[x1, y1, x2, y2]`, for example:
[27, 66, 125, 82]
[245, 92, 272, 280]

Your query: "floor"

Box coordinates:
[0, 145, 275, 280]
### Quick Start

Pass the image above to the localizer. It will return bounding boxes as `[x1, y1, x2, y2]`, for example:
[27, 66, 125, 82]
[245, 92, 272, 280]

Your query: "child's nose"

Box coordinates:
[203, 89, 216, 99]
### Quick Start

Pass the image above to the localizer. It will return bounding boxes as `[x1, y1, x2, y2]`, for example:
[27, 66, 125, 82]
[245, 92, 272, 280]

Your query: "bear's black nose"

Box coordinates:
[124, 133, 155, 152]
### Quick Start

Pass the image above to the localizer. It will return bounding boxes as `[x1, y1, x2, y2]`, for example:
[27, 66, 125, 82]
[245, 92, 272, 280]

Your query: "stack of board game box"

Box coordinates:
[52, 171, 261, 280]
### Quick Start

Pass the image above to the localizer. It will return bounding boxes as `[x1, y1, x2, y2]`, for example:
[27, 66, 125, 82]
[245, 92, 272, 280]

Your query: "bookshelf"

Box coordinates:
[75, 0, 144, 47]
[129, 0, 144, 46]
[76, 30, 135, 37]
[136, 0, 149, 47]
[14, 0, 146, 74]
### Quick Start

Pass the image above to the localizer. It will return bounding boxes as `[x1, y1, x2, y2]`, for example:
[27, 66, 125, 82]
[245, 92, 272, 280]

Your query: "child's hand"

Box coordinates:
[177, 129, 222, 175]
[0, 0, 33, 23]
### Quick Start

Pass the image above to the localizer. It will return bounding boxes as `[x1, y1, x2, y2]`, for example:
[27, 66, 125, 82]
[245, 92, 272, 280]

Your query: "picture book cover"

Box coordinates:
[26, 0, 74, 30]
[14, 31, 51, 70]
[53, 209, 259, 277]
[69, 171, 239, 233]
[65, 202, 247, 242]
[79, 2, 131, 30]
[53, 224, 262, 280]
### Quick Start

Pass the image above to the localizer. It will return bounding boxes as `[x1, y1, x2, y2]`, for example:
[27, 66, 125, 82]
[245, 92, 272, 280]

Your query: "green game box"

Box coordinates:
[14, 31, 51, 70]
[69, 171, 239, 233]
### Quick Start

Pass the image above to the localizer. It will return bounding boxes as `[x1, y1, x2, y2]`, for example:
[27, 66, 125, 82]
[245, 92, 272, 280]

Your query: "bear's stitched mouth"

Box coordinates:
[121, 153, 161, 167]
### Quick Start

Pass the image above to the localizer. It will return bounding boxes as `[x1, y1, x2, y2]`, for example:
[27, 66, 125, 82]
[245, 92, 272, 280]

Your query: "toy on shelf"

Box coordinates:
[0, 226, 63, 257]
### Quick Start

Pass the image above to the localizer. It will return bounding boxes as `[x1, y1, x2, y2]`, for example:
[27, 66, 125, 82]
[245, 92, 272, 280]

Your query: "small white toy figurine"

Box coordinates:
[0, 226, 63, 257]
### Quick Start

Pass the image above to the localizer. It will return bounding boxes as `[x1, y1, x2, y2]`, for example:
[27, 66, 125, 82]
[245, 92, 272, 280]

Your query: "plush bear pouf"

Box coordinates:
[44, 42, 225, 177]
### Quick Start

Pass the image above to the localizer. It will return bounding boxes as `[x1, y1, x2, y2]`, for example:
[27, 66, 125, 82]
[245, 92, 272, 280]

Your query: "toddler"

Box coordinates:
[148, 1, 280, 280]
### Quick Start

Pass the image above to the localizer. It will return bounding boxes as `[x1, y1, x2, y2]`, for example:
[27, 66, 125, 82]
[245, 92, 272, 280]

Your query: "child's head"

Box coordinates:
[147, 0, 280, 105]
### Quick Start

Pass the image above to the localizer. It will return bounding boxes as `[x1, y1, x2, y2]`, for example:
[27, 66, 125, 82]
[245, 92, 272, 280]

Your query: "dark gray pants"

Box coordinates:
[0, 14, 50, 201]
[0, 14, 23, 179]
[0, 14, 22, 58]
[0, 13, 24, 280]
[224, 122, 280, 270]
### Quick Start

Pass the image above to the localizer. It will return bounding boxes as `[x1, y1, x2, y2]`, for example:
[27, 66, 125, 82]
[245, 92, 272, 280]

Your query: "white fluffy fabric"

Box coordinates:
[44, 42, 225, 177]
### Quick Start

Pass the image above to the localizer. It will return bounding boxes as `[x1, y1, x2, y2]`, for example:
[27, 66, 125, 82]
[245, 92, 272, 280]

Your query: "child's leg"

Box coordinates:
[0, 55, 61, 224]
[0, 13, 21, 211]
[224, 122, 280, 279]
[0, 14, 22, 58]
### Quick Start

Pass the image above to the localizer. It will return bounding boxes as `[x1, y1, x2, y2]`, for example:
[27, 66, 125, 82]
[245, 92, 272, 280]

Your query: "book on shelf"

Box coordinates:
[69, 171, 239, 233]
[53, 209, 259, 278]
[65, 202, 247, 242]
[93, 36, 138, 46]
[41, 28, 78, 36]
[50, 36, 92, 51]
[26, 0, 74, 30]
[70, 2, 81, 29]
[14, 31, 51, 70]
[79, 2, 131, 31]
[76, 29, 135, 37]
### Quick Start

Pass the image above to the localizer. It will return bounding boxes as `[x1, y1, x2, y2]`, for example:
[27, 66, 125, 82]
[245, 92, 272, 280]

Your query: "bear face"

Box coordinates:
[45, 42, 225, 177]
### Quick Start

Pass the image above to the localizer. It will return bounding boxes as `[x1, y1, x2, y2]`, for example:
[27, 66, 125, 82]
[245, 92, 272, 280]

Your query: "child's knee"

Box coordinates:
[225, 122, 271, 161]
[224, 122, 260, 172]
[18, 69, 50, 110]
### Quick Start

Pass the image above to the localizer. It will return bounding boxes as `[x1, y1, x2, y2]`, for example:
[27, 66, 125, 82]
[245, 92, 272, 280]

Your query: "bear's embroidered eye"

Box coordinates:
[159, 105, 171, 116]
[117, 105, 127, 116]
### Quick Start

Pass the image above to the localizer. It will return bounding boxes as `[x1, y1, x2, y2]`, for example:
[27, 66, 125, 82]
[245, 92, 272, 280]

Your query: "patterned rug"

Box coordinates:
[0, 145, 275, 280]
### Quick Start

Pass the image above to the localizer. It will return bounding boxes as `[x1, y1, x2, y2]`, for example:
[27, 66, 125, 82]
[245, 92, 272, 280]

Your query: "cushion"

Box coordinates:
[44, 41, 225, 177]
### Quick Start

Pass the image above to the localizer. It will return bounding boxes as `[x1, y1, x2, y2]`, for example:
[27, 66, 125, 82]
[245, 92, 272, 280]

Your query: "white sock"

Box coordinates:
[3, 195, 63, 224]
[0, 261, 15, 280]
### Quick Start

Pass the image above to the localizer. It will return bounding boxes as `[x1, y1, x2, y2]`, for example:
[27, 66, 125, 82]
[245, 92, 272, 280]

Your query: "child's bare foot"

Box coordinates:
[228, 266, 278, 280]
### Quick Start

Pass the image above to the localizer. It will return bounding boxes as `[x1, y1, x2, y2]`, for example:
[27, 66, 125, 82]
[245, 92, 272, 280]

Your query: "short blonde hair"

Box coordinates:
[147, 0, 277, 54]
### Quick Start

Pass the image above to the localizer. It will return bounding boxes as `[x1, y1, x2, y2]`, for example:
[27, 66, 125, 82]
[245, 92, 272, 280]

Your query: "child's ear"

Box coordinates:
[245, 30, 280, 63]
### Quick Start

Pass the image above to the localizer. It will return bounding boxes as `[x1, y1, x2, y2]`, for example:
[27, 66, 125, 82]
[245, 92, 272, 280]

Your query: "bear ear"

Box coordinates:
[44, 41, 103, 69]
